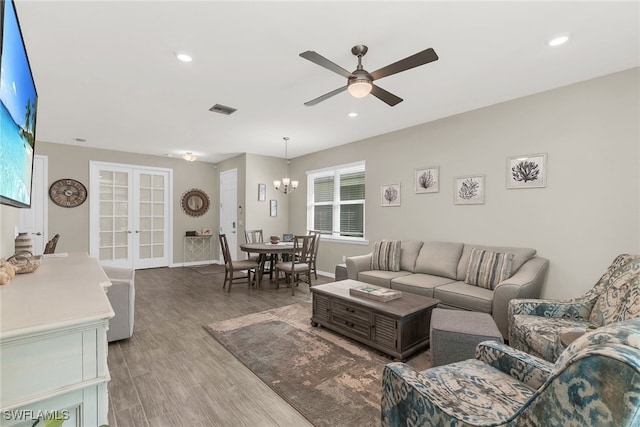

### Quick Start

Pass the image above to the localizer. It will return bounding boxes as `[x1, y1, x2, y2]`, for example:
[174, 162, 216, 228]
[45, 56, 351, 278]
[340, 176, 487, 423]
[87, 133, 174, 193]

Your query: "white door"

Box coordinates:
[133, 169, 171, 269]
[219, 168, 238, 260]
[18, 155, 48, 254]
[90, 161, 172, 269]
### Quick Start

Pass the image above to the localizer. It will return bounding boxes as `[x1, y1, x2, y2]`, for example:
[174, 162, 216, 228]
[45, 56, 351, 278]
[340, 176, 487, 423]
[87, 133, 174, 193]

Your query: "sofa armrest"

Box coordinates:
[492, 256, 549, 338]
[346, 253, 372, 280]
[476, 341, 553, 389]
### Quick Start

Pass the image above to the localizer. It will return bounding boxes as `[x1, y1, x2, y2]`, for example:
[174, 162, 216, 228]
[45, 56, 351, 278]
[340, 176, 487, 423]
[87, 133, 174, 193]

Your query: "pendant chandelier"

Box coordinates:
[273, 137, 298, 194]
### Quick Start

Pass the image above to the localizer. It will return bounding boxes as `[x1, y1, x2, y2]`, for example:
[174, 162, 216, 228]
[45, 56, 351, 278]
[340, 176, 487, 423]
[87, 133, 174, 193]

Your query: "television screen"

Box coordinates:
[0, 0, 38, 208]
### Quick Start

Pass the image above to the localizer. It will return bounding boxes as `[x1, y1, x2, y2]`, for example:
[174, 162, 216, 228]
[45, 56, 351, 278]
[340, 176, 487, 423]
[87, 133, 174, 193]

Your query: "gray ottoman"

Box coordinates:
[430, 308, 503, 367]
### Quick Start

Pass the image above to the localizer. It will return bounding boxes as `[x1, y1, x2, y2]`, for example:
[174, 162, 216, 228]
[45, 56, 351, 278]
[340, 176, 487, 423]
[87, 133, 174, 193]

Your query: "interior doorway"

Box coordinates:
[18, 155, 48, 254]
[219, 168, 238, 261]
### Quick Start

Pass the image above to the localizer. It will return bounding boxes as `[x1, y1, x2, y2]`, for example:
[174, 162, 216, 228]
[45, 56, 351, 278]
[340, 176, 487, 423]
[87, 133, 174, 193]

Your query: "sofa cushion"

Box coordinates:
[457, 244, 536, 281]
[414, 241, 464, 280]
[434, 281, 493, 313]
[399, 240, 424, 273]
[371, 240, 401, 271]
[390, 274, 456, 298]
[465, 248, 514, 290]
[358, 270, 412, 288]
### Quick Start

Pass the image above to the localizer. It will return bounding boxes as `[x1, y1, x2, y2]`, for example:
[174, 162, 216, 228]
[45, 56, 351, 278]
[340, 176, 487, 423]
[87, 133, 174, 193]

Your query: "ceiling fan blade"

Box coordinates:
[370, 48, 438, 81]
[304, 86, 348, 106]
[370, 84, 403, 106]
[300, 51, 354, 79]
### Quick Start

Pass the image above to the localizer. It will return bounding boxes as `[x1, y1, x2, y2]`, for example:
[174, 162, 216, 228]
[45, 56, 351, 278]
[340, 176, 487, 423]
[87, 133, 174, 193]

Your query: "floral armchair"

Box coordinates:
[508, 253, 640, 362]
[381, 317, 640, 427]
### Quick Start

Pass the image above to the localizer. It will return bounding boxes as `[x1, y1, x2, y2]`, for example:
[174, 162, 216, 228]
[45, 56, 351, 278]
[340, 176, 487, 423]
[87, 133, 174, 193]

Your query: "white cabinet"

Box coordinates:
[0, 253, 114, 427]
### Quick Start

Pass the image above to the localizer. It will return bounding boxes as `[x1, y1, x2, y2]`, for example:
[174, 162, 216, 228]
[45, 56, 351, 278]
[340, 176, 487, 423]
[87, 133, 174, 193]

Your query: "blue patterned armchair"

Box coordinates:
[381, 317, 640, 426]
[509, 254, 640, 362]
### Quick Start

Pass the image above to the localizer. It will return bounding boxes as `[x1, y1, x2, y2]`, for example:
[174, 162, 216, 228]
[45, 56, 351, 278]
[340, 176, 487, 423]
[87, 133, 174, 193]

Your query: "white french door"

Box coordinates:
[90, 161, 172, 269]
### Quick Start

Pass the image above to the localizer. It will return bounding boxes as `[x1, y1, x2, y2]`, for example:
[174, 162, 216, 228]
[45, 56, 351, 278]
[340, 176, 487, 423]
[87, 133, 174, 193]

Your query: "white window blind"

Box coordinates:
[307, 161, 365, 240]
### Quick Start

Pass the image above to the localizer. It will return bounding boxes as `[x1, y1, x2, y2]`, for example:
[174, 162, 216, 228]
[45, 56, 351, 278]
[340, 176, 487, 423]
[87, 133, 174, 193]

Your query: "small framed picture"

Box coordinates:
[258, 183, 266, 201]
[283, 233, 293, 242]
[454, 175, 485, 205]
[270, 199, 277, 216]
[507, 153, 547, 189]
[415, 166, 439, 193]
[381, 184, 401, 207]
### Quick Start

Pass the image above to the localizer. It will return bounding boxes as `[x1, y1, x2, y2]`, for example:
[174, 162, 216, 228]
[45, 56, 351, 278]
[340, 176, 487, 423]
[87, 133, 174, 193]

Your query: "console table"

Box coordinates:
[0, 252, 114, 426]
[184, 235, 214, 265]
[311, 280, 439, 361]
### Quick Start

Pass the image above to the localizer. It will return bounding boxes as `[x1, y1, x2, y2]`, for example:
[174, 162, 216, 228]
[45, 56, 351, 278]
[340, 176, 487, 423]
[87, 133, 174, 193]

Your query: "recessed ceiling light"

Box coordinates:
[348, 112, 358, 118]
[175, 52, 193, 63]
[547, 34, 570, 47]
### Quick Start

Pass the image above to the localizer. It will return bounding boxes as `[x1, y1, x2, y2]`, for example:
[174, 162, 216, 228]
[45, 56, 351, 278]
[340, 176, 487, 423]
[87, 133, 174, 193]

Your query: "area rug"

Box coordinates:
[189, 264, 225, 274]
[203, 302, 430, 427]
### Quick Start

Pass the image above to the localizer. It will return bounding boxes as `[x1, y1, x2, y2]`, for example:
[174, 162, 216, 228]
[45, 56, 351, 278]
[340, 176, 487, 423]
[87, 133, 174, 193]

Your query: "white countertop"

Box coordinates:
[0, 252, 114, 339]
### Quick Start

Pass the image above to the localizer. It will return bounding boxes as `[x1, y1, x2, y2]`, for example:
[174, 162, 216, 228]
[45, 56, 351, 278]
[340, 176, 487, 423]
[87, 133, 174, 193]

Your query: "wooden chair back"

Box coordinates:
[44, 234, 60, 254]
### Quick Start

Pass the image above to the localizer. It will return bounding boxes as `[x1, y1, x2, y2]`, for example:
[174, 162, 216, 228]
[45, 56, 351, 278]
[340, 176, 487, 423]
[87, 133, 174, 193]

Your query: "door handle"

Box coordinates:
[33, 232, 42, 236]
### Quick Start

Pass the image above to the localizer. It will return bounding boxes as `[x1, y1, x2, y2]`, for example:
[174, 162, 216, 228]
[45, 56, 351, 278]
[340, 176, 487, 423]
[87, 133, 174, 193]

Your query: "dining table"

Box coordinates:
[239, 241, 296, 284]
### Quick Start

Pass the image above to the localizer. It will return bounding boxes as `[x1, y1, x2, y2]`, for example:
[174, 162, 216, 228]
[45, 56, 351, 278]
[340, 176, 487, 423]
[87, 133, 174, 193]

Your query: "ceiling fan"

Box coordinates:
[299, 45, 438, 107]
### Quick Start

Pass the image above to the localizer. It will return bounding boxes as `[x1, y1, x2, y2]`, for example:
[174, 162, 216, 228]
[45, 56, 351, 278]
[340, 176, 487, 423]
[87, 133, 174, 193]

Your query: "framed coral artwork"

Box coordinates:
[507, 153, 547, 188]
[381, 184, 401, 207]
[454, 175, 484, 205]
[415, 166, 439, 194]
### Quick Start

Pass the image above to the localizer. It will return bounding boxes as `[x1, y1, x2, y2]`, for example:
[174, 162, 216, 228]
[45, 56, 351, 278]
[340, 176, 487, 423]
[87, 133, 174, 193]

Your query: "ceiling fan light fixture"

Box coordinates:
[348, 79, 372, 98]
[182, 152, 197, 162]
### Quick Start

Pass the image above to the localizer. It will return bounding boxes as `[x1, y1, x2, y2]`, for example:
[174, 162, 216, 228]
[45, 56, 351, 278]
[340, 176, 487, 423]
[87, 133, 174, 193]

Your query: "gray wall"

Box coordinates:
[2, 68, 638, 300]
[1, 143, 219, 265]
[289, 68, 640, 299]
[244, 153, 289, 241]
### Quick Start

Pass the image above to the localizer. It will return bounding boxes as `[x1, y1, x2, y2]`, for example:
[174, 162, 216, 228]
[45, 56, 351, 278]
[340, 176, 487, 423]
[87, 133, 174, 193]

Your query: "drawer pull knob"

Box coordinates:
[346, 307, 355, 313]
[345, 321, 354, 327]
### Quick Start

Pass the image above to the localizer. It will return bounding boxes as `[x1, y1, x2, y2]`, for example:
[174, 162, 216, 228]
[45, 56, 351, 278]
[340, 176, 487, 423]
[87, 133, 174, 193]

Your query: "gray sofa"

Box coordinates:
[346, 241, 549, 338]
[102, 266, 135, 342]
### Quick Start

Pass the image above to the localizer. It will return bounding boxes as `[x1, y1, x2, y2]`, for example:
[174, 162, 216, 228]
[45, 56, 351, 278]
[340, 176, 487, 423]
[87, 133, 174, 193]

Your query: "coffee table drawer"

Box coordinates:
[331, 313, 370, 339]
[332, 300, 370, 323]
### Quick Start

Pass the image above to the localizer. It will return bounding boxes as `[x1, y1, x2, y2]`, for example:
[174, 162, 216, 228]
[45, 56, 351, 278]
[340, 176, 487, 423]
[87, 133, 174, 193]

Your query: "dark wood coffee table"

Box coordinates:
[310, 279, 439, 361]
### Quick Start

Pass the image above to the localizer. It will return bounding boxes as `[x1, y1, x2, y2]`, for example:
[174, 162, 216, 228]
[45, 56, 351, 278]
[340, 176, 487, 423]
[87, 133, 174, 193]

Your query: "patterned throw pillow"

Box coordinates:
[465, 248, 514, 290]
[371, 240, 401, 272]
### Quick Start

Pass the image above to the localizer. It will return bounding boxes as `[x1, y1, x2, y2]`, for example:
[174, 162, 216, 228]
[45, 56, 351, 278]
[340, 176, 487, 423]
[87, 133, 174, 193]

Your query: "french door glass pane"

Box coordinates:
[98, 169, 130, 262]
[138, 172, 165, 261]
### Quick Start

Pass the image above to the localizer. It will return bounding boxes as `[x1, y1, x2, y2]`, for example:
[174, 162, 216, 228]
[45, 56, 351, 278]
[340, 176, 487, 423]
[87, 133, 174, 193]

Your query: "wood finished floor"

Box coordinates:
[107, 266, 333, 427]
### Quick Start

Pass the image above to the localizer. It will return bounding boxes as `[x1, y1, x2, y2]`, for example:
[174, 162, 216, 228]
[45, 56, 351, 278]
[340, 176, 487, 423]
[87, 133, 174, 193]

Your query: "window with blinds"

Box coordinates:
[307, 161, 365, 240]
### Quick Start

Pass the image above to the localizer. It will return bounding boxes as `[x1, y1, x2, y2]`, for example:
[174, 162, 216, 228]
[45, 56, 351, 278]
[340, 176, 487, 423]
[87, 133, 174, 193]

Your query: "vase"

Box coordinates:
[15, 232, 33, 254]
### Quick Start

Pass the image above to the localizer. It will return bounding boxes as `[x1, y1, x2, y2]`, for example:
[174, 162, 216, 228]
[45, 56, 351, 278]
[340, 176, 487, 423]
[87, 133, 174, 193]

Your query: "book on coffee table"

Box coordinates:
[349, 285, 402, 302]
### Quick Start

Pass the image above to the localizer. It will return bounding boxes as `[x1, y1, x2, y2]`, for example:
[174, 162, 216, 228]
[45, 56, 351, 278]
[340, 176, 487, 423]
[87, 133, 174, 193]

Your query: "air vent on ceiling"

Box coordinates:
[209, 104, 237, 115]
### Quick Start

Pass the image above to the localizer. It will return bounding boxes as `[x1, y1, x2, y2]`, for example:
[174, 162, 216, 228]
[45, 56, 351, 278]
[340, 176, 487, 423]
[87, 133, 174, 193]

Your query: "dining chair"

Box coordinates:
[219, 233, 260, 292]
[244, 229, 275, 279]
[275, 234, 316, 295]
[308, 230, 322, 279]
[44, 234, 60, 254]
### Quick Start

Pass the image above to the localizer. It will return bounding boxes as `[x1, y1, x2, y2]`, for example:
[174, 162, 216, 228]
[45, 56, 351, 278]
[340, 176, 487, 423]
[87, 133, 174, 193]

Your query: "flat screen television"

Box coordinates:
[0, 0, 38, 208]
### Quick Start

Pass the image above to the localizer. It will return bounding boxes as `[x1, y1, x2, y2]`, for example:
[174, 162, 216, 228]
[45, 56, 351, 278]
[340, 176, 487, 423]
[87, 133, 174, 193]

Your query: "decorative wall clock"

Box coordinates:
[49, 178, 88, 208]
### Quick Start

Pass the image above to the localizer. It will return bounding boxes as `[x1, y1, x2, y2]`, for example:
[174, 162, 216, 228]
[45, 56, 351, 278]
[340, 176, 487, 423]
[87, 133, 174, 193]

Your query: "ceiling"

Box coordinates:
[15, 1, 640, 163]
